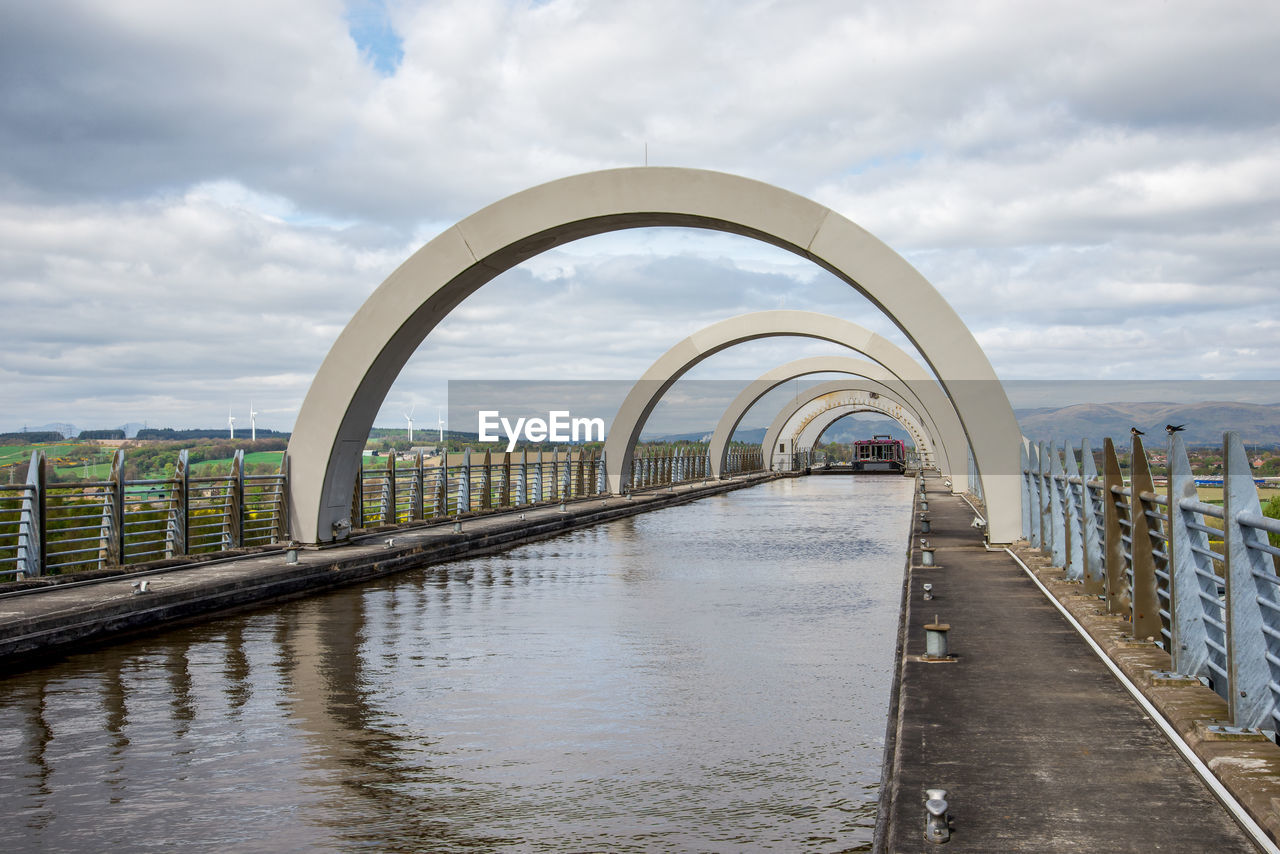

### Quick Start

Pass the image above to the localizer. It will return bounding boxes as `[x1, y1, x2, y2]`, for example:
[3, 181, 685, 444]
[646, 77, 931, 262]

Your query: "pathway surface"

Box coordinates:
[879, 475, 1259, 852]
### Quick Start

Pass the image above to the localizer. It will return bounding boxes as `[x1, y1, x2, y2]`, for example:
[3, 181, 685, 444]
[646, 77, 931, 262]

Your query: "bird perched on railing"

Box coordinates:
[1130, 427, 1145, 436]
[1165, 424, 1186, 434]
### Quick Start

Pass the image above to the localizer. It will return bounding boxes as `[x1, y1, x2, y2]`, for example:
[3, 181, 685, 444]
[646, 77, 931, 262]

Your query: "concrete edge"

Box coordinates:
[872, 475, 923, 853]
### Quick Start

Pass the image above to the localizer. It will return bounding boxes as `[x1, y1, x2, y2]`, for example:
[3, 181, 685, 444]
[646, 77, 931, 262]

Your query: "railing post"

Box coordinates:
[223, 449, 244, 549]
[383, 452, 397, 525]
[533, 450, 543, 503]
[1048, 444, 1066, 567]
[1020, 441, 1032, 541]
[99, 449, 124, 568]
[502, 451, 512, 507]
[1080, 440, 1105, 595]
[547, 449, 557, 501]
[411, 451, 424, 522]
[476, 449, 489, 511]
[352, 463, 363, 529]
[438, 454, 448, 517]
[1223, 431, 1277, 729]
[1038, 442, 1053, 557]
[1062, 443, 1084, 581]
[1028, 443, 1042, 549]
[458, 449, 471, 514]
[1128, 434, 1163, 642]
[15, 450, 45, 578]
[1167, 433, 1223, 690]
[1102, 438, 1131, 616]
[166, 449, 189, 557]
[277, 453, 290, 541]
[516, 449, 526, 505]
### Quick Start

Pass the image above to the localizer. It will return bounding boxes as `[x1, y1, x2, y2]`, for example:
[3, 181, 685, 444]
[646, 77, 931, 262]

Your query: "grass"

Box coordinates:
[190, 451, 284, 475]
[0, 443, 83, 466]
[1195, 485, 1280, 507]
[53, 461, 113, 480]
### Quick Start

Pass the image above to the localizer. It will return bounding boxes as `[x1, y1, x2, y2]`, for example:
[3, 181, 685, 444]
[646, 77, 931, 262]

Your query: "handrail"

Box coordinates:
[1025, 430, 1280, 734]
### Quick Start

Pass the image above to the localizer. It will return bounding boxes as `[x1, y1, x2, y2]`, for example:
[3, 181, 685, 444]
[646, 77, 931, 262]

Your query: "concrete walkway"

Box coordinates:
[878, 475, 1260, 852]
[0, 474, 774, 669]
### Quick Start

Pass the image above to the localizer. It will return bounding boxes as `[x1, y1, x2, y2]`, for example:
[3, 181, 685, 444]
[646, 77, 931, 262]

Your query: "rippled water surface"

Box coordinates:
[0, 476, 913, 852]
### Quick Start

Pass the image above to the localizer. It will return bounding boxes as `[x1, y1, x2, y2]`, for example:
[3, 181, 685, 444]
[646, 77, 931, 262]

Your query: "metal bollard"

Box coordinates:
[922, 582, 934, 601]
[453, 519, 462, 533]
[920, 498, 929, 512]
[924, 617, 950, 659]
[925, 788, 950, 843]
[920, 514, 931, 533]
[286, 545, 299, 565]
[921, 547, 936, 566]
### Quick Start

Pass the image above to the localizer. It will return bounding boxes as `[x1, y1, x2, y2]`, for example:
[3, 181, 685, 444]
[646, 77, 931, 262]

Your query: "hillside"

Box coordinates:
[1015, 401, 1280, 446]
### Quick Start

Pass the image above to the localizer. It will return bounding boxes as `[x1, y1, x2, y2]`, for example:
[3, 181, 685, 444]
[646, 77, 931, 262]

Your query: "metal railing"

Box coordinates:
[1, 448, 290, 580]
[2, 442, 769, 580]
[1023, 430, 1280, 733]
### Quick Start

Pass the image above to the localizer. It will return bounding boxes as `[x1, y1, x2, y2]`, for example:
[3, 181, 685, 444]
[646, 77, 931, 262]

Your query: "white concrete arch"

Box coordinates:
[705, 355, 960, 480]
[287, 167, 1020, 543]
[602, 311, 968, 495]
[762, 382, 932, 469]
[794, 404, 929, 460]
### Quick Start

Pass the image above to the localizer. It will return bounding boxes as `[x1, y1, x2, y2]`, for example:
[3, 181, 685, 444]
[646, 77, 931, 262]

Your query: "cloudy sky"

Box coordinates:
[2, 0, 1279, 436]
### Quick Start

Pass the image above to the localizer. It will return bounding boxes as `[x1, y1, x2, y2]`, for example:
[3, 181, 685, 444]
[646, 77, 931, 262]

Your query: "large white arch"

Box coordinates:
[287, 167, 1021, 544]
[763, 383, 932, 469]
[602, 311, 968, 495]
[793, 403, 930, 461]
[705, 355, 959, 480]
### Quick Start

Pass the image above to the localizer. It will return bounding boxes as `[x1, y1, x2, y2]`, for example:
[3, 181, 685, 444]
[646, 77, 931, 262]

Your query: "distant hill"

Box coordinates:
[1016, 401, 1280, 446]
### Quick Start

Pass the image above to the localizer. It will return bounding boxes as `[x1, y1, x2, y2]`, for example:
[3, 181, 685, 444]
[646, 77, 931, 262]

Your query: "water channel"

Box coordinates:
[0, 475, 914, 852]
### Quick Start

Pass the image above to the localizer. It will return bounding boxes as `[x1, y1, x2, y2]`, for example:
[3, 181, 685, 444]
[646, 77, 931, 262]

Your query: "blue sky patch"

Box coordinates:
[345, 0, 404, 76]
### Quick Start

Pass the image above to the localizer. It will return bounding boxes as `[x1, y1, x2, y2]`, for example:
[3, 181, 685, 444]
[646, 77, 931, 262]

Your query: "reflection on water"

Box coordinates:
[0, 476, 912, 852]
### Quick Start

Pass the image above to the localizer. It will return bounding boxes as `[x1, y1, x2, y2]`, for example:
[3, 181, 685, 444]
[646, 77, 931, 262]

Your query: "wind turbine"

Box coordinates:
[404, 404, 415, 443]
[437, 408, 444, 443]
[228, 405, 236, 441]
[249, 403, 258, 442]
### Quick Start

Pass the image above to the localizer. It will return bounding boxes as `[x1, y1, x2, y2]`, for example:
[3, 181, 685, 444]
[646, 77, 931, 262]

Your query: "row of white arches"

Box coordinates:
[285, 167, 1022, 543]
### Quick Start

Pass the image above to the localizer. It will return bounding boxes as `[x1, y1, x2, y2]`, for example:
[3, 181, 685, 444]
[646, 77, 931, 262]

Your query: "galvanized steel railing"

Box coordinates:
[2, 442, 768, 580]
[1023, 430, 1280, 733]
[1, 447, 289, 580]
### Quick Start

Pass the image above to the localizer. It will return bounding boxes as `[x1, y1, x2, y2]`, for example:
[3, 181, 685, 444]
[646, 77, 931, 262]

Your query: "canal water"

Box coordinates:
[0, 475, 914, 852]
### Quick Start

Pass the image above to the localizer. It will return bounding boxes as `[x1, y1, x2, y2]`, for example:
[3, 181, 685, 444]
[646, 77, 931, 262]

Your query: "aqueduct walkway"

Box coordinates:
[880, 474, 1265, 851]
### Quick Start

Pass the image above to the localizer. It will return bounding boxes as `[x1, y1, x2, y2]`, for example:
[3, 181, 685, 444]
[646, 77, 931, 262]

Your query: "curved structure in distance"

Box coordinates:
[705, 354, 959, 480]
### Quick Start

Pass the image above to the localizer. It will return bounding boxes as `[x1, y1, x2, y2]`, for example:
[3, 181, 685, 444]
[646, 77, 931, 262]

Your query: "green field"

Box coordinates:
[0, 443, 84, 467]
[1195, 485, 1280, 507]
[1, 444, 286, 482]
[53, 460, 113, 480]
[190, 451, 284, 475]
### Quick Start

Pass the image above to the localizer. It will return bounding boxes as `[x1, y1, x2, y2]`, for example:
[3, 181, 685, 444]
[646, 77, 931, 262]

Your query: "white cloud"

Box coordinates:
[1, 0, 1279, 432]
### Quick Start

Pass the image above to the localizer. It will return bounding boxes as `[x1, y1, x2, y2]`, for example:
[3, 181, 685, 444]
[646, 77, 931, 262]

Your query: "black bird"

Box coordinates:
[1130, 427, 1145, 436]
[1166, 424, 1186, 434]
